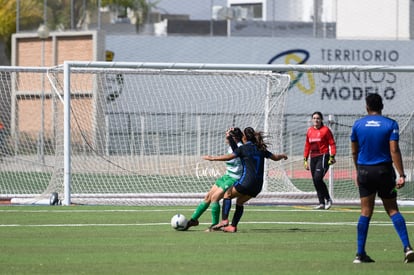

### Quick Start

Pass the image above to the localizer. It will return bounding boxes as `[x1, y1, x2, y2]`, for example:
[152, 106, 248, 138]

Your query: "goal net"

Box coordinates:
[1, 63, 413, 206]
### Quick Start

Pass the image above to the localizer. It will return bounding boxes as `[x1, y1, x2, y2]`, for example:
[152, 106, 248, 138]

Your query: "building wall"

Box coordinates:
[13, 31, 103, 67]
[11, 31, 104, 143]
[336, 0, 410, 40]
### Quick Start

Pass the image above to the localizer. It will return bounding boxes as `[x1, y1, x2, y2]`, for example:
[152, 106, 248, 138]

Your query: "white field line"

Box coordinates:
[1, 208, 414, 227]
[1, 221, 414, 227]
[1, 208, 414, 214]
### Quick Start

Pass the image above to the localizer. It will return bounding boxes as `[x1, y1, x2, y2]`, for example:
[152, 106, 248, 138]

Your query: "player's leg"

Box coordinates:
[354, 167, 376, 264]
[353, 194, 376, 263]
[207, 176, 239, 231]
[209, 175, 237, 227]
[209, 187, 226, 228]
[311, 157, 326, 208]
[223, 192, 251, 233]
[191, 186, 215, 220]
[382, 196, 414, 262]
[321, 154, 333, 209]
[185, 184, 218, 230]
[221, 189, 232, 221]
[211, 187, 234, 230]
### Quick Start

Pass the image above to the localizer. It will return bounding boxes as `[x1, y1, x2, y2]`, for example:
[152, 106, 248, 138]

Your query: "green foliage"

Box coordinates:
[47, 0, 99, 31]
[0, 0, 43, 59]
[0, 0, 159, 61]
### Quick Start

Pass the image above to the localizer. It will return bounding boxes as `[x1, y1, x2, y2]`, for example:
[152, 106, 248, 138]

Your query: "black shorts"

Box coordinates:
[357, 163, 397, 199]
[234, 179, 262, 198]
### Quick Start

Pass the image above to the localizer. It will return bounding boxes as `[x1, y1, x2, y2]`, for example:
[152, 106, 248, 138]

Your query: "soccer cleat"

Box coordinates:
[205, 224, 219, 232]
[210, 219, 229, 230]
[404, 246, 414, 263]
[353, 254, 375, 263]
[222, 225, 237, 233]
[183, 218, 199, 231]
[325, 200, 333, 210]
[205, 225, 221, 232]
[314, 204, 325, 210]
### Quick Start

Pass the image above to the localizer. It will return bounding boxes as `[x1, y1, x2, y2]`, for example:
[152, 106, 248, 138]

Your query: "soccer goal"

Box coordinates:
[1, 63, 413, 206]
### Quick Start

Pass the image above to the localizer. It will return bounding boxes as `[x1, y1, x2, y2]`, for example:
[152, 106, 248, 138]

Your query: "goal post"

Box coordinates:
[1, 63, 413, 206]
[57, 61, 295, 206]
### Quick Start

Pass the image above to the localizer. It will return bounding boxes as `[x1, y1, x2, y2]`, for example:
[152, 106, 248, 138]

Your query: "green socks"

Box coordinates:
[211, 202, 220, 225]
[191, 201, 210, 220]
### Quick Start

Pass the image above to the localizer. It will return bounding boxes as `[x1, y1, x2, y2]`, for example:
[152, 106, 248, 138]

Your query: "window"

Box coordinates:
[230, 3, 263, 20]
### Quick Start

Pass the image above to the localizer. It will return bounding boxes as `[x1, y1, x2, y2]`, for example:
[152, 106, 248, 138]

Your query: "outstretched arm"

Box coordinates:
[270, 153, 288, 161]
[203, 154, 236, 161]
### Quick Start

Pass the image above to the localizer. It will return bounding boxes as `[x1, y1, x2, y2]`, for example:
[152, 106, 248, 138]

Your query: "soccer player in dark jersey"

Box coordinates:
[184, 128, 244, 231]
[303, 111, 336, 210]
[350, 93, 414, 264]
[202, 127, 288, 232]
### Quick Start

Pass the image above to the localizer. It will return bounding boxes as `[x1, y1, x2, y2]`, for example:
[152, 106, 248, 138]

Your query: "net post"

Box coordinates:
[63, 61, 71, 206]
[327, 114, 335, 200]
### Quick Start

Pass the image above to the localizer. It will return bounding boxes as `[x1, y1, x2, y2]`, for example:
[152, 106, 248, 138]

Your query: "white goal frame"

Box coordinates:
[61, 61, 296, 205]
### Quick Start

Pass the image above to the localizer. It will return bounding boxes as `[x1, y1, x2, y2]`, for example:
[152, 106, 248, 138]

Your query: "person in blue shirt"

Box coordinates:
[350, 93, 413, 264]
[202, 127, 288, 232]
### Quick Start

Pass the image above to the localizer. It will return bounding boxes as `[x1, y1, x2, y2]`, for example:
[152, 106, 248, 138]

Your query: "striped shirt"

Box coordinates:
[225, 141, 243, 179]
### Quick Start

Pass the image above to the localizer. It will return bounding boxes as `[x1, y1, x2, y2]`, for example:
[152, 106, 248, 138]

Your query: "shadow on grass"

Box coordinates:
[248, 227, 339, 233]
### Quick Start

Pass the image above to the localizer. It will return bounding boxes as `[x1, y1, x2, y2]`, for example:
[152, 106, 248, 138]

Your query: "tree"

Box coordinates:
[0, 0, 43, 60]
[47, 0, 101, 31]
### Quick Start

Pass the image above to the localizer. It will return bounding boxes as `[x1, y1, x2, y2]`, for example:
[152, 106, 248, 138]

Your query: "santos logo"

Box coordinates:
[268, 49, 399, 102]
[268, 49, 316, 95]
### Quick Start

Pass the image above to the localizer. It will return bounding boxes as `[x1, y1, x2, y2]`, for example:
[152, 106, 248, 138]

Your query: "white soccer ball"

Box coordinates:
[170, 214, 188, 231]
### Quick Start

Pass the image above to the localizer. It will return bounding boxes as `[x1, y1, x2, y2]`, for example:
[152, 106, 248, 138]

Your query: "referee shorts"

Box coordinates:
[357, 163, 397, 199]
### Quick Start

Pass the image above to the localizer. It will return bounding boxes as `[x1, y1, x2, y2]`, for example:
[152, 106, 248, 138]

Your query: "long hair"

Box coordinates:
[244, 127, 268, 151]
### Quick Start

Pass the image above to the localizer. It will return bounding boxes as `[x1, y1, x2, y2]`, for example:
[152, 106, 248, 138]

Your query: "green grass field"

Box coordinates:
[1, 204, 414, 274]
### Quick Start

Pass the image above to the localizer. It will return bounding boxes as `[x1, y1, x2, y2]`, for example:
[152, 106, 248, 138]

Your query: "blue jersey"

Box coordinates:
[350, 115, 399, 165]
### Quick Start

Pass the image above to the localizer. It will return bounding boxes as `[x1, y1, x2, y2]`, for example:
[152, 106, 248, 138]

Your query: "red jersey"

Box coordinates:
[304, 125, 336, 158]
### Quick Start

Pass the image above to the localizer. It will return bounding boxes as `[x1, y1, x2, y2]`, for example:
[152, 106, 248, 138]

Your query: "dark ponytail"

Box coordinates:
[244, 127, 268, 151]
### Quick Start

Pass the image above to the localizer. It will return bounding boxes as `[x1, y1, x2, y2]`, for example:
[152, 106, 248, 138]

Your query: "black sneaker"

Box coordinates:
[353, 253, 375, 263]
[404, 246, 414, 263]
[183, 218, 199, 231]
